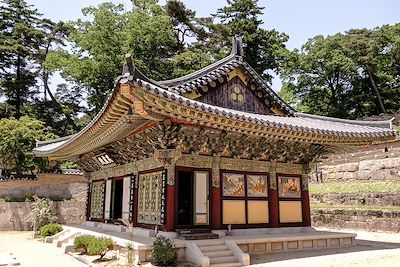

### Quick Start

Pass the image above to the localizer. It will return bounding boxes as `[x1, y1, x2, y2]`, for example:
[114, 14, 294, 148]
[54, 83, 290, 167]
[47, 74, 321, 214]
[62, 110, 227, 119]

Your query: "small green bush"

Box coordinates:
[74, 235, 115, 260]
[152, 236, 177, 267]
[39, 223, 63, 237]
[87, 237, 115, 259]
[74, 235, 95, 253]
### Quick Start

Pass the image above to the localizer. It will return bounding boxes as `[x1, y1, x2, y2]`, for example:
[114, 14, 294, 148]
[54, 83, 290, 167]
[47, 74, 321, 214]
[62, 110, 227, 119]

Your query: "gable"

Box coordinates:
[182, 67, 284, 115]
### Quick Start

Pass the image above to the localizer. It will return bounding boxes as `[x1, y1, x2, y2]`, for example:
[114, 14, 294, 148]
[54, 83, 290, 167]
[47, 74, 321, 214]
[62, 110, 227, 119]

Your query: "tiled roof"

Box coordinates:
[33, 36, 397, 158]
[154, 36, 295, 115]
[136, 79, 395, 139]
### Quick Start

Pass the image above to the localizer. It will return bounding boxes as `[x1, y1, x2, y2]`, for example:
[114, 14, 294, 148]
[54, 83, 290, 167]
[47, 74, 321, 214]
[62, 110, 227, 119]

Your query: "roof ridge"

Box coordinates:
[296, 112, 394, 129]
[156, 54, 237, 86]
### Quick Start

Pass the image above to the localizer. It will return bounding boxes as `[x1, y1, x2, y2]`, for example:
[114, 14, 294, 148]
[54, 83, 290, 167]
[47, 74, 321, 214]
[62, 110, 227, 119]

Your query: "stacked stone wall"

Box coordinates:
[0, 200, 86, 231]
[0, 173, 87, 230]
[312, 209, 400, 233]
[311, 143, 400, 183]
[311, 192, 400, 207]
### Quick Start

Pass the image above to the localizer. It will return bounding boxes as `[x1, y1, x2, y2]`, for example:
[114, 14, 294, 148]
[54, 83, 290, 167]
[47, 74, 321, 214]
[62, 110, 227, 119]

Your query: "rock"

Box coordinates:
[336, 163, 359, 172]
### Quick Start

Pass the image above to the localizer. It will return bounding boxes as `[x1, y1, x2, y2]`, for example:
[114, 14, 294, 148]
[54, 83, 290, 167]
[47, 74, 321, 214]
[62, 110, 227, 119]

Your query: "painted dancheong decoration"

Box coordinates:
[34, 36, 396, 232]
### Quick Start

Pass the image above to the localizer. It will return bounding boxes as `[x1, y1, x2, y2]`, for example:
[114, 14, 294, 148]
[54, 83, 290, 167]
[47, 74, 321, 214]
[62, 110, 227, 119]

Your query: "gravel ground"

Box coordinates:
[1, 229, 400, 267]
[251, 228, 400, 267]
[0, 231, 86, 267]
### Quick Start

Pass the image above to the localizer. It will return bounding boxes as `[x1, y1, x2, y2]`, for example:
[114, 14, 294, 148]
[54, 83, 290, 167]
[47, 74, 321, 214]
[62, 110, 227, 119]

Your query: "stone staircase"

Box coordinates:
[45, 228, 82, 253]
[186, 239, 249, 267]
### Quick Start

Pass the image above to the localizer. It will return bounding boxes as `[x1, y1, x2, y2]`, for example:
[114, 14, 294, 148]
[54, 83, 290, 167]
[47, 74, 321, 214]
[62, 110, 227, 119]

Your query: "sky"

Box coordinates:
[28, 0, 400, 90]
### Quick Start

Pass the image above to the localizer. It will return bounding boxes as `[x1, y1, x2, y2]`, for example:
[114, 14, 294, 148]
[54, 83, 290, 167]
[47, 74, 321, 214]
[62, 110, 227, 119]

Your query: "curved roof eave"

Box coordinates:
[33, 73, 143, 158]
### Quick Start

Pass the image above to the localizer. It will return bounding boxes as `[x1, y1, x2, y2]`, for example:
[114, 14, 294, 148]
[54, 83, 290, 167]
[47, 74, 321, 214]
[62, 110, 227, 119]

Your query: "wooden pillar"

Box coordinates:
[302, 190, 311, 226]
[211, 187, 221, 229]
[302, 165, 311, 226]
[211, 157, 221, 229]
[269, 161, 279, 227]
[86, 182, 91, 221]
[84, 172, 92, 221]
[164, 165, 175, 231]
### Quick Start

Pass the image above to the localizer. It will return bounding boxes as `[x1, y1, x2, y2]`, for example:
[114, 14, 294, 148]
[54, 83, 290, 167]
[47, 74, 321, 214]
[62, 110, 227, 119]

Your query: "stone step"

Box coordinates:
[176, 228, 212, 235]
[210, 263, 242, 267]
[210, 256, 237, 264]
[180, 233, 219, 240]
[57, 233, 81, 248]
[204, 250, 233, 258]
[46, 229, 71, 244]
[195, 240, 226, 247]
[199, 245, 229, 252]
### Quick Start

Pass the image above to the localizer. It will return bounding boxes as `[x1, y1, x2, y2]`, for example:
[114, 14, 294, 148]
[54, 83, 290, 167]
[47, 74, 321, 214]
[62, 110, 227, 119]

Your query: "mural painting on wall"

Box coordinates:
[247, 175, 268, 197]
[278, 176, 301, 198]
[90, 182, 105, 219]
[223, 173, 244, 196]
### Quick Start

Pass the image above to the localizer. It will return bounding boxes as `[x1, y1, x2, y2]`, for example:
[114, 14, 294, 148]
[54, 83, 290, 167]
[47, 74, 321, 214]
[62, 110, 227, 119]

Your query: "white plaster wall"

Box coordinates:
[104, 180, 112, 219]
[122, 177, 131, 220]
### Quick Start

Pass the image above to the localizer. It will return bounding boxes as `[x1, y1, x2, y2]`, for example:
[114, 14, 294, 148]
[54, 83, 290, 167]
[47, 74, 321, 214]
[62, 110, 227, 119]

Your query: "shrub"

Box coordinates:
[39, 223, 63, 237]
[87, 237, 115, 259]
[74, 235, 95, 253]
[74, 235, 115, 260]
[25, 196, 58, 231]
[152, 236, 177, 267]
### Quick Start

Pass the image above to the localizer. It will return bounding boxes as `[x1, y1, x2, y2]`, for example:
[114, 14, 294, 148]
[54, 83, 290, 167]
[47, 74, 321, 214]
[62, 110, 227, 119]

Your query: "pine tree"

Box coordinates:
[215, 0, 289, 82]
[0, 0, 44, 119]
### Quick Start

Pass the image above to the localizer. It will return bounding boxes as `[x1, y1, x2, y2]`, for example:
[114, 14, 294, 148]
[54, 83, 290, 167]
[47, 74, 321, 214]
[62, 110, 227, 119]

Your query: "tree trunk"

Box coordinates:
[365, 65, 386, 114]
[16, 54, 21, 119]
[42, 71, 79, 132]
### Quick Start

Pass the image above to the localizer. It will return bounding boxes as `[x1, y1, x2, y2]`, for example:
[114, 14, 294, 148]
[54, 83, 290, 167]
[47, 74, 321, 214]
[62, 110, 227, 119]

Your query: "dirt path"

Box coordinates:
[0, 231, 86, 267]
[251, 228, 400, 267]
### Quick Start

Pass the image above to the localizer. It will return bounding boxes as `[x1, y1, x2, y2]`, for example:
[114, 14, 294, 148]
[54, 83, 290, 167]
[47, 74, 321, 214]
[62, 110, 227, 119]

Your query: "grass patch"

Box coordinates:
[309, 181, 400, 194]
[311, 203, 400, 211]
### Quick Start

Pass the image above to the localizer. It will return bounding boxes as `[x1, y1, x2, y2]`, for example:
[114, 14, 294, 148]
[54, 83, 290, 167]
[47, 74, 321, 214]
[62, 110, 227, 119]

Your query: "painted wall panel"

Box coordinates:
[279, 201, 303, 223]
[223, 200, 246, 224]
[248, 201, 269, 223]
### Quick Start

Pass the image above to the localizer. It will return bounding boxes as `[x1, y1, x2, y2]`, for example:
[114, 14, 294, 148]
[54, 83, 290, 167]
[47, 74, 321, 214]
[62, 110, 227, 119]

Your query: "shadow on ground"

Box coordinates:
[250, 239, 400, 264]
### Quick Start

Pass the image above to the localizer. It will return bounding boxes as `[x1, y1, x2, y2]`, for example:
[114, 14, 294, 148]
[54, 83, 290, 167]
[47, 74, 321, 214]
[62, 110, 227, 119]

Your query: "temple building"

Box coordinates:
[34, 37, 396, 233]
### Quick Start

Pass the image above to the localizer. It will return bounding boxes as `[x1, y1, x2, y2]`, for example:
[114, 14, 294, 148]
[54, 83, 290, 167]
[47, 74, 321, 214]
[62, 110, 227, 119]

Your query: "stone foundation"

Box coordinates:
[312, 209, 400, 233]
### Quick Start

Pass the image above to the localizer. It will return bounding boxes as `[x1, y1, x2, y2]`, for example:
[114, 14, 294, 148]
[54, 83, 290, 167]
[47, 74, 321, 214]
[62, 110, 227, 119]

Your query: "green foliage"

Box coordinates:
[214, 0, 289, 82]
[87, 237, 115, 259]
[282, 23, 400, 118]
[45, 1, 177, 113]
[74, 235, 94, 253]
[26, 196, 58, 230]
[309, 181, 400, 194]
[0, 0, 44, 119]
[0, 116, 57, 173]
[74, 235, 115, 260]
[39, 223, 63, 237]
[311, 203, 400, 211]
[59, 161, 78, 170]
[151, 236, 177, 267]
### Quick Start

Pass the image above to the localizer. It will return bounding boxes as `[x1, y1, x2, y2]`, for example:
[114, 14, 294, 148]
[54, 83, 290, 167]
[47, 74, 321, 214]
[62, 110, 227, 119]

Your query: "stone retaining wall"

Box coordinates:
[0, 200, 86, 231]
[311, 192, 400, 207]
[312, 156, 400, 182]
[0, 173, 87, 201]
[312, 209, 400, 233]
[0, 183, 87, 201]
